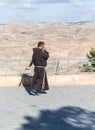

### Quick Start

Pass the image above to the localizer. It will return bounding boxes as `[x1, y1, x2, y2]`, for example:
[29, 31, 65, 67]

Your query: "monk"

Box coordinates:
[29, 41, 49, 94]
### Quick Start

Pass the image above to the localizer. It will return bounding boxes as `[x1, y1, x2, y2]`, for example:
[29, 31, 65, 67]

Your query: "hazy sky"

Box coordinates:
[0, 0, 95, 24]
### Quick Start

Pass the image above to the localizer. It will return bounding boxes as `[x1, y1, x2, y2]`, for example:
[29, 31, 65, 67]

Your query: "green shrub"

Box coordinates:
[86, 48, 95, 67]
[79, 48, 95, 72]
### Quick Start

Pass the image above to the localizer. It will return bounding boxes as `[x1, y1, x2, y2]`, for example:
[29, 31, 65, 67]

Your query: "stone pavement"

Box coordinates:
[0, 85, 95, 130]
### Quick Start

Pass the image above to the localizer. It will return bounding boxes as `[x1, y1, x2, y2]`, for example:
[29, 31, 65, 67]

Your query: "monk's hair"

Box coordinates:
[38, 41, 45, 47]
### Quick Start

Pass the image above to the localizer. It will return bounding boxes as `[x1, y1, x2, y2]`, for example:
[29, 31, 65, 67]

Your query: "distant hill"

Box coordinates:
[0, 23, 95, 60]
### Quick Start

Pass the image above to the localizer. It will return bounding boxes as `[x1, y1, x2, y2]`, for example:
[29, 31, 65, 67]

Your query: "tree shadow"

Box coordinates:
[19, 74, 33, 95]
[17, 106, 95, 130]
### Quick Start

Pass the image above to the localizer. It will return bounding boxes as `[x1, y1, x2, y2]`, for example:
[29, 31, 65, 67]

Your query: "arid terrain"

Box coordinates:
[0, 23, 95, 60]
[0, 23, 95, 76]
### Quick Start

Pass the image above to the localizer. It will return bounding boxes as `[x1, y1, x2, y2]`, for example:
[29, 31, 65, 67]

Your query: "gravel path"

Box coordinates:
[0, 86, 95, 130]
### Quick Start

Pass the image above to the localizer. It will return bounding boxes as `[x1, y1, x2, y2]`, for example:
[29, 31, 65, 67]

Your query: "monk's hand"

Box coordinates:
[42, 48, 46, 52]
[26, 66, 30, 70]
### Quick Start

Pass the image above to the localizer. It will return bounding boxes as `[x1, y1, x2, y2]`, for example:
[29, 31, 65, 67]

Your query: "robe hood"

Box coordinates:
[33, 48, 40, 54]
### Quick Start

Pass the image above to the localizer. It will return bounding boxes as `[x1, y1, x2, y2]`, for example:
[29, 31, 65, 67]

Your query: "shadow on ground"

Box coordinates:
[17, 106, 95, 130]
[19, 74, 33, 95]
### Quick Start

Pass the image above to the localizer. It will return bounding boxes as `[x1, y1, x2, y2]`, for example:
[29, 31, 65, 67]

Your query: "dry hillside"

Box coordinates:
[0, 23, 95, 60]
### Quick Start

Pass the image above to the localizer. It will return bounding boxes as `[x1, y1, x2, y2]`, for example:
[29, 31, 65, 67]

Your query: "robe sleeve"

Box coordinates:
[29, 52, 35, 67]
[40, 50, 49, 60]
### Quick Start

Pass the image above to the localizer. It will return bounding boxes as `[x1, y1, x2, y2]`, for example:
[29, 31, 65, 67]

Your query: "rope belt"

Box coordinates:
[36, 66, 46, 90]
[36, 66, 45, 69]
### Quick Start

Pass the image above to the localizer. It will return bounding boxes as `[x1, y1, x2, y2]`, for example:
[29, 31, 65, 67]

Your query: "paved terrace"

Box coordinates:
[0, 85, 95, 130]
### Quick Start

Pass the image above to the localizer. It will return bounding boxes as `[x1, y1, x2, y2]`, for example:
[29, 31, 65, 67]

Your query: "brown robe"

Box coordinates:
[29, 48, 49, 91]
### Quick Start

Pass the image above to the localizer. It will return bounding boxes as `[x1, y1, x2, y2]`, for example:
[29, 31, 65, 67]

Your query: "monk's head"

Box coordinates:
[38, 41, 45, 50]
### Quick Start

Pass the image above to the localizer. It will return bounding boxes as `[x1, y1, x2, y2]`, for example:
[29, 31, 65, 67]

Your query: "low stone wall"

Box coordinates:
[0, 73, 95, 87]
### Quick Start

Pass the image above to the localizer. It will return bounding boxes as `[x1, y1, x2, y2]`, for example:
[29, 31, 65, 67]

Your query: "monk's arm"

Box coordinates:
[29, 53, 34, 67]
[40, 50, 49, 60]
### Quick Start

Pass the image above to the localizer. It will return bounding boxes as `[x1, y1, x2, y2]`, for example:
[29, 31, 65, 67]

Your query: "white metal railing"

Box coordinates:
[0, 58, 95, 76]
